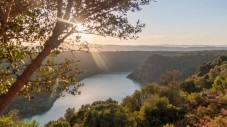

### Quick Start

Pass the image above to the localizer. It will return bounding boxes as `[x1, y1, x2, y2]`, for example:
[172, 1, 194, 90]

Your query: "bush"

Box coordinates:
[212, 76, 227, 94]
[70, 99, 129, 127]
[0, 110, 39, 127]
[45, 121, 70, 127]
[140, 97, 185, 127]
[181, 80, 202, 93]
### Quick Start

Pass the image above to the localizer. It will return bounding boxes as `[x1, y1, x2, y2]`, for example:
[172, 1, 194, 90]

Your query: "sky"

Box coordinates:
[82, 0, 227, 46]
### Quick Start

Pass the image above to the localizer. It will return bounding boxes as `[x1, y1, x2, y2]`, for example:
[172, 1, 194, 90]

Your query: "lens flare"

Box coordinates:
[57, 17, 85, 32]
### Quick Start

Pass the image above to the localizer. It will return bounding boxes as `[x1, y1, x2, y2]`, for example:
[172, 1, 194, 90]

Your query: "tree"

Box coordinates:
[122, 83, 161, 112]
[140, 96, 185, 127]
[64, 108, 75, 122]
[160, 70, 181, 88]
[70, 99, 129, 127]
[212, 76, 227, 94]
[180, 80, 202, 93]
[0, 110, 39, 127]
[0, 0, 153, 114]
[45, 120, 70, 127]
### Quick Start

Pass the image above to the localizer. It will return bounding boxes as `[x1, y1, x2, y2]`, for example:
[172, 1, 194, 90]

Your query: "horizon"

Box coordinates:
[80, 0, 227, 46]
[95, 44, 227, 47]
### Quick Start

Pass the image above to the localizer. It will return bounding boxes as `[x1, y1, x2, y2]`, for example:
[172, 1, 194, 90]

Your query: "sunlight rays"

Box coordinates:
[57, 17, 111, 71]
[57, 17, 91, 50]
[90, 51, 110, 71]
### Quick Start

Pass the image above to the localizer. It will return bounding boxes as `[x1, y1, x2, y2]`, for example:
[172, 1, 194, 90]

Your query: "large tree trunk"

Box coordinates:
[0, 0, 74, 115]
[0, 0, 14, 37]
[0, 36, 61, 115]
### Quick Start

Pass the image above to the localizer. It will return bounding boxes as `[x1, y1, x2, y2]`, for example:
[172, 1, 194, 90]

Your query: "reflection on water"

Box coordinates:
[26, 72, 143, 127]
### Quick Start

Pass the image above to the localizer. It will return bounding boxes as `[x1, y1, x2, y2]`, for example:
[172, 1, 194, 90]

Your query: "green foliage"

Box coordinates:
[194, 76, 211, 89]
[212, 76, 227, 94]
[180, 80, 202, 93]
[128, 53, 217, 84]
[163, 123, 175, 127]
[122, 56, 227, 126]
[183, 56, 227, 91]
[45, 121, 70, 127]
[0, 0, 153, 115]
[122, 82, 185, 113]
[160, 70, 181, 87]
[70, 99, 129, 127]
[140, 96, 185, 127]
[122, 83, 162, 112]
[0, 110, 39, 127]
[55, 55, 227, 127]
[64, 108, 75, 122]
[197, 55, 227, 77]
[3, 52, 227, 127]
[0, 41, 83, 98]
[184, 93, 206, 107]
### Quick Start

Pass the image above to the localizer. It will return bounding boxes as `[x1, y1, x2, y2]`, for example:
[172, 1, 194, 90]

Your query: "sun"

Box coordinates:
[57, 17, 91, 41]
[57, 17, 86, 32]
[75, 23, 86, 32]
[73, 24, 91, 41]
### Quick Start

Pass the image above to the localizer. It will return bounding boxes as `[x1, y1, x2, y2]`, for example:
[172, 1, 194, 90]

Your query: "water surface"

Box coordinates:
[27, 72, 143, 126]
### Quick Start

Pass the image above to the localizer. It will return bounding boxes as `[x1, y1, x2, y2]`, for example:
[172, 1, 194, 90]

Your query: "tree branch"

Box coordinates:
[0, 0, 14, 38]
[57, 0, 63, 18]
[82, 0, 125, 20]
[63, 0, 74, 20]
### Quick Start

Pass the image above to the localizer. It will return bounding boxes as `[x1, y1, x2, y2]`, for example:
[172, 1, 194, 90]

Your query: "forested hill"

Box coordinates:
[41, 55, 227, 127]
[5, 51, 155, 117]
[5, 50, 227, 118]
[55, 51, 214, 80]
[128, 51, 227, 84]
[58, 50, 227, 81]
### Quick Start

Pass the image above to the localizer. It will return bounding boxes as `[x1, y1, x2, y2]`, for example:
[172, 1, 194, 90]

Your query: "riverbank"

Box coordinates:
[5, 51, 151, 118]
[26, 72, 142, 127]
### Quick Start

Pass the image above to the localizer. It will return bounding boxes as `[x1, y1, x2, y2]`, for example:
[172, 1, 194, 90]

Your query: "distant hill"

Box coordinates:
[127, 51, 227, 84]
[97, 45, 227, 51]
[6, 50, 227, 117]
[6, 51, 154, 117]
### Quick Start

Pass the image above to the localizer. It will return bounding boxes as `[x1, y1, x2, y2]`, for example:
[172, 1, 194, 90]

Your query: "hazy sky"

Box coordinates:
[84, 0, 227, 46]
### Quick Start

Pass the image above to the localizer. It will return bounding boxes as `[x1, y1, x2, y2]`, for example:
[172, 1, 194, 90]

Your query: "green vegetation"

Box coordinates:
[45, 121, 70, 127]
[7, 51, 222, 118]
[1, 0, 227, 126]
[72, 99, 128, 127]
[44, 55, 227, 127]
[0, 110, 39, 127]
[128, 53, 219, 83]
[5, 94, 59, 118]
[2, 54, 227, 126]
[7, 51, 223, 118]
[0, 0, 152, 114]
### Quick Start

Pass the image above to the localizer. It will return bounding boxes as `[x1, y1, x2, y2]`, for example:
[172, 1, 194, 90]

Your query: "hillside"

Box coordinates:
[42, 55, 227, 127]
[6, 50, 227, 117]
[127, 52, 227, 84]
[6, 51, 153, 117]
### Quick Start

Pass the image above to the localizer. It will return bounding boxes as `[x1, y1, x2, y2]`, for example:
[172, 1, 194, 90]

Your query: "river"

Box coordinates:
[26, 72, 143, 127]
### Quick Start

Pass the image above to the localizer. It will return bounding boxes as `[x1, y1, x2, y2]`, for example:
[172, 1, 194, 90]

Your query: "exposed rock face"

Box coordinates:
[127, 54, 216, 84]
